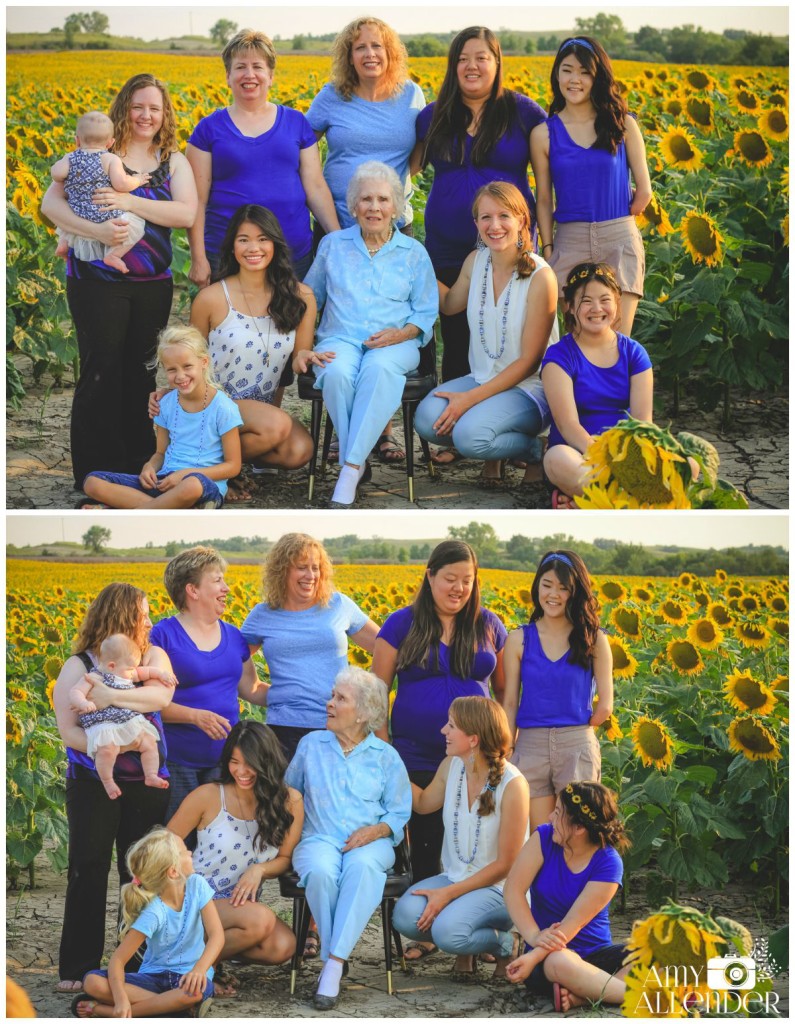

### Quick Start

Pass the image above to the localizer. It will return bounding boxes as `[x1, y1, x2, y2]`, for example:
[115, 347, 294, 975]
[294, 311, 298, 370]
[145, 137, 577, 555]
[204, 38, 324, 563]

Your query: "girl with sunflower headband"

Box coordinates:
[503, 550, 613, 831]
[503, 781, 632, 1012]
[530, 36, 652, 332]
[540, 262, 653, 508]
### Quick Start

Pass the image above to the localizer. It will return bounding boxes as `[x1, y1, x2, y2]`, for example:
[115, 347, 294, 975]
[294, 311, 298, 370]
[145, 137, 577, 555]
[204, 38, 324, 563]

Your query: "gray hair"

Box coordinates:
[346, 161, 404, 218]
[336, 666, 387, 733]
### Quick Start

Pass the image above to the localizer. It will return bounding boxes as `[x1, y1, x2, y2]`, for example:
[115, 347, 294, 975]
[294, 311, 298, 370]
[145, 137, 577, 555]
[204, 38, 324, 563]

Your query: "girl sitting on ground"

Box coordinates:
[69, 633, 176, 800]
[74, 827, 224, 1019]
[82, 325, 243, 509]
[541, 262, 652, 508]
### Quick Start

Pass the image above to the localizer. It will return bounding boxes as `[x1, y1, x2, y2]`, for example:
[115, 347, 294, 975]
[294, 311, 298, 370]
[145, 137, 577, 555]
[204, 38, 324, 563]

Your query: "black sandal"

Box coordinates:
[375, 433, 406, 464]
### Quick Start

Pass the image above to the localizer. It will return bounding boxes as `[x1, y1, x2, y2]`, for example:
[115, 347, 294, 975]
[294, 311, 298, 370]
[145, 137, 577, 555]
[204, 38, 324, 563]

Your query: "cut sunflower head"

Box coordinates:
[632, 716, 674, 769]
[724, 672, 777, 715]
[728, 716, 781, 762]
[658, 125, 704, 170]
[627, 903, 726, 972]
[680, 210, 724, 268]
[582, 420, 690, 509]
[666, 639, 705, 676]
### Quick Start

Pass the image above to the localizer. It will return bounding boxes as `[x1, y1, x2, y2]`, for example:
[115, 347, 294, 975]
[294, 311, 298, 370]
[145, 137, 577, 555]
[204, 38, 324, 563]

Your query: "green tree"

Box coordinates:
[447, 522, 500, 564]
[83, 11, 109, 34]
[634, 25, 666, 57]
[574, 13, 627, 54]
[82, 525, 111, 554]
[397, 547, 408, 563]
[524, 38, 536, 55]
[292, 34, 306, 50]
[409, 543, 430, 561]
[210, 19, 238, 46]
[63, 13, 84, 47]
[406, 35, 447, 57]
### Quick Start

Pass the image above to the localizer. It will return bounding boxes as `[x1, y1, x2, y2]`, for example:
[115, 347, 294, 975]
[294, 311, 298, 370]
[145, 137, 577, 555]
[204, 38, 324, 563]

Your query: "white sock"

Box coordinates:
[331, 464, 364, 505]
[317, 958, 344, 998]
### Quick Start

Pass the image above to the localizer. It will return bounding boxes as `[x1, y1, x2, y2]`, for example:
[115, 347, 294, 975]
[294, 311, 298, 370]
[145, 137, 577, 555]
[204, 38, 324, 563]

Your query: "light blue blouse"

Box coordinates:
[304, 226, 438, 349]
[285, 731, 411, 847]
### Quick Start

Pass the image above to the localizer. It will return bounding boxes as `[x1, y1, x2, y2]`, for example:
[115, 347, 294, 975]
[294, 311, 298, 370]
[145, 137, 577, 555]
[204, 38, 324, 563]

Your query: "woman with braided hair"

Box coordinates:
[503, 550, 613, 831]
[503, 781, 632, 1012]
[391, 696, 529, 980]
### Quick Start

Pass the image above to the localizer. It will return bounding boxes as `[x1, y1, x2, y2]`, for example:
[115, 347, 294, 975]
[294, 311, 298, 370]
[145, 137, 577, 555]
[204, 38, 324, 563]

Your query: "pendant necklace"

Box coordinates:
[240, 286, 273, 368]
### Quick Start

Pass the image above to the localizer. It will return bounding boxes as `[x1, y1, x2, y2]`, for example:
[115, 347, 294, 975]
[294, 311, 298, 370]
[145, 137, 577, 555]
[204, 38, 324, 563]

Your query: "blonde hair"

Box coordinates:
[472, 182, 537, 279]
[76, 111, 114, 147]
[119, 828, 184, 936]
[155, 325, 217, 387]
[99, 633, 142, 670]
[262, 533, 334, 609]
[449, 696, 512, 816]
[222, 29, 277, 74]
[330, 17, 408, 100]
[163, 546, 228, 612]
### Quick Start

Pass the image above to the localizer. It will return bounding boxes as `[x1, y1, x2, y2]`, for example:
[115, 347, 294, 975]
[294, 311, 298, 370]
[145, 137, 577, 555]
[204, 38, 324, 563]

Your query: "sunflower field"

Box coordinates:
[6, 53, 788, 408]
[6, 559, 788, 912]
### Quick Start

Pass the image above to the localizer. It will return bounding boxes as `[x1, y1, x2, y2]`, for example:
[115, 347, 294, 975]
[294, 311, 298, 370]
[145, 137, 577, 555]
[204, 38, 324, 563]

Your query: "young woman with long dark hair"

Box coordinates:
[168, 721, 303, 995]
[530, 36, 652, 333]
[503, 550, 613, 831]
[371, 541, 507, 960]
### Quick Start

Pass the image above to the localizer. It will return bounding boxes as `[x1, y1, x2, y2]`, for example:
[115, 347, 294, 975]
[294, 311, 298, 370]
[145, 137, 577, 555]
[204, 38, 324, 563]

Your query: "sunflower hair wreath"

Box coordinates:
[565, 783, 598, 821]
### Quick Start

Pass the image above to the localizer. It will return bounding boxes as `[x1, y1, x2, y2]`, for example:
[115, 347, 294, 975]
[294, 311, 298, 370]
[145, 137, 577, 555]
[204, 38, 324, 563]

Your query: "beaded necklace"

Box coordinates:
[478, 253, 515, 362]
[452, 763, 488, 865]
[172, 383, 209, 455]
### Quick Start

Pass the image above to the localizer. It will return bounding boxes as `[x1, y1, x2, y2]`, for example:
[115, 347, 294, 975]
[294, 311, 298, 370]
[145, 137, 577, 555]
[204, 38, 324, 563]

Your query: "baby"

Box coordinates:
[69, 633, 176, 800]
[51, 110, 149, 273]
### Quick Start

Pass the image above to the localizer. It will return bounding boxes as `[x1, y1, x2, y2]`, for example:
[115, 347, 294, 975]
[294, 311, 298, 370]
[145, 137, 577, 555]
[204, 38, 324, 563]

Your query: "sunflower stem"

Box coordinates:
[721, 381, 731, 433]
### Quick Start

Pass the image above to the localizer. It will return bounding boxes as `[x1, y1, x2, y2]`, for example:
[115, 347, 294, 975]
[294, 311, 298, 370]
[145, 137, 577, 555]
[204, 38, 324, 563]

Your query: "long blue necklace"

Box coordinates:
[452, 763, 484, 865]
[478, 252, 515, 362]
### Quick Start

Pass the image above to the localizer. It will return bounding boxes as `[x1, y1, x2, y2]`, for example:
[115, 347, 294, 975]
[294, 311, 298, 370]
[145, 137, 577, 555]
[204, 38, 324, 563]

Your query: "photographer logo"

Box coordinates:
[706, 956, 756, 991]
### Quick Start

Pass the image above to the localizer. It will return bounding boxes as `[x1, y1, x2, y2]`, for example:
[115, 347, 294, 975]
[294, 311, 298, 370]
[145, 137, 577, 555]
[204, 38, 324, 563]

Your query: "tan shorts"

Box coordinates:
[510, 725, 601, 798]
[548, 216, 645, 298]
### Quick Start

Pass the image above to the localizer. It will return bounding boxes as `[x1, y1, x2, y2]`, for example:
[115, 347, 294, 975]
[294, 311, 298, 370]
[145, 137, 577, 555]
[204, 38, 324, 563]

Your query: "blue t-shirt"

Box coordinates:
[416, 92, 547, 270]
[132, 872, 215, 978]
[307, 80, 425, 228]
[541, 332, 652, 448]
[240, 591, 368, 728]
[547, 114, 633, 223]
[516, 622, 595, 728]
[189, 106, 317, 260]
[378, 605, 507, 772]
[530, 824, 623, 956]
[153, 388, 243, 497]
[149, 617, 251, 768]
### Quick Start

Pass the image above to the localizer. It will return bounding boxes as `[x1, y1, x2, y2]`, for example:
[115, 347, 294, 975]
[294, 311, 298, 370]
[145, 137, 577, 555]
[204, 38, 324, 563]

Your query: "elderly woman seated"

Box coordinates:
[304, 160, 439, 508]
[285, 667, 411, 1010]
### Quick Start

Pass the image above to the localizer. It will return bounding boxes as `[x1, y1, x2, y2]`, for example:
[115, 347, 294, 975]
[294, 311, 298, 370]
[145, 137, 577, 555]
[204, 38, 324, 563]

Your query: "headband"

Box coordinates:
[539, 552, 575, 571]
[559, 37, 596, 54]
[566, 263, 619, 290]
[565, 783, 598, 821]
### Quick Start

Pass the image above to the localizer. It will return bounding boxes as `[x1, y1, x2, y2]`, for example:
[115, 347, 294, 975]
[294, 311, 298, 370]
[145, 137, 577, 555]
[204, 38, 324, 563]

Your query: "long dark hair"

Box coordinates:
[215, 204, 307, 335]
[529, 550, 600, 667]
[421, 27, 517, 167]
[219, 721, 294, 851]
[396, 541, 491, 679]
[562, 261, 622, 334]
[549, 36, 627, 154]
[559, 781, 630, 852]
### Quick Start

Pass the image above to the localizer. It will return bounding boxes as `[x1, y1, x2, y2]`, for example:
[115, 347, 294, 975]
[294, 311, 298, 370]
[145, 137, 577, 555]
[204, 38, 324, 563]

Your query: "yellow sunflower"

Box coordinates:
[685, 68, 715, 91]
[758, 107, 788, 141]
[599, 580, 626, 603]
[734, 88, 760, 111]
[622, 967, 690, 1018]
[714, 569, 728, 583]
[608, 636, 638, 679]
[627, 907, 725, 971]
[575, 479, 642, 509]
[685, 96, 715, 132]
[632, 585, 654, 603]
[659, 599, 688, 625]
[612, 606, 642, 640]
[42, 625, 63, 644]
[7, 713, 23, 745]
[46, 679, 57, 709]
[733, 129, 774, 168]
[728, 717, 781, 761]
[636, 194, 673, 235]
[678, 572, 695, 587]
[518, 588, 533, 605]
[687, 617, 723, 649]
[600, 712, 624, 741]
[666, 639, 704, 676]
[632, 716, 674, 769]
[736, 621, 769, 648]
[585, 426, 689, 508]
[680, 210, 724, 268]
[738, 595, 760, 613]
[726, 583, 744, 599]
[769, 618, 788, 640]
[724, 672, 777, 715]
[658, 125, 704, 170]
[770, 675, 788, 692]
[768, 594, 788, 613]
[662, 96, 683, 117]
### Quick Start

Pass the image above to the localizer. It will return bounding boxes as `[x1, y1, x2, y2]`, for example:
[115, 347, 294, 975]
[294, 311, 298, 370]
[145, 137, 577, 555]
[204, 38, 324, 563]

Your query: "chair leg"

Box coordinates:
[402, 400, 416, 503]
[418, 435, 436, 478]
[393, 923, 407, 973]
[290, 895, 310, 995]
[382, 898, 396, 995]
[307, 400, 323, 502]
[321, 412, 334, 473]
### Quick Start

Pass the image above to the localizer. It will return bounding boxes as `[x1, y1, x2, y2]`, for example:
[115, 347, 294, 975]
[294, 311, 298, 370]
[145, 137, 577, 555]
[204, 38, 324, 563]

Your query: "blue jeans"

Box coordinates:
[85, 968, 215, 998]
[83, 471, 224, 508]
[392, 873, 514, 957]
[313, 338, 420, 467]
[415, 376, 546, 463]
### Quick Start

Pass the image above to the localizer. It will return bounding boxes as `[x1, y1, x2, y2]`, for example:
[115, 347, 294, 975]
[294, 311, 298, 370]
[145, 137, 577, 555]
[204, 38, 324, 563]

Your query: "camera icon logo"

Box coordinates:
[706, 956, 756, 991]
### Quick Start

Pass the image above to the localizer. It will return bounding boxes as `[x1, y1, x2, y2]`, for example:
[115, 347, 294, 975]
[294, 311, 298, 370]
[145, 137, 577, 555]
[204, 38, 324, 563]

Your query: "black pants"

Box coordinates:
[435, 264, 471, 382]
[59, 772, 170, 982]
[67, 276, 173, 488]
[270, 724, 321, 764]
[407, 768, 444, 883]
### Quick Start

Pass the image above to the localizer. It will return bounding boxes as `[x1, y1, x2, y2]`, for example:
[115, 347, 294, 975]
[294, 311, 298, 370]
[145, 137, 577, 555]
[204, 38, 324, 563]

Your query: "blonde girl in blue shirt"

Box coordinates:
[75, 827, 224, 1018]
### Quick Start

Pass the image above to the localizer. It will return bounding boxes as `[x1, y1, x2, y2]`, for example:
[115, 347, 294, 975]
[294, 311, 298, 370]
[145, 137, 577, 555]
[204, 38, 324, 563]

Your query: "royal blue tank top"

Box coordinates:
[516, 622, 595, 727]
[548, 114, 632, 223]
